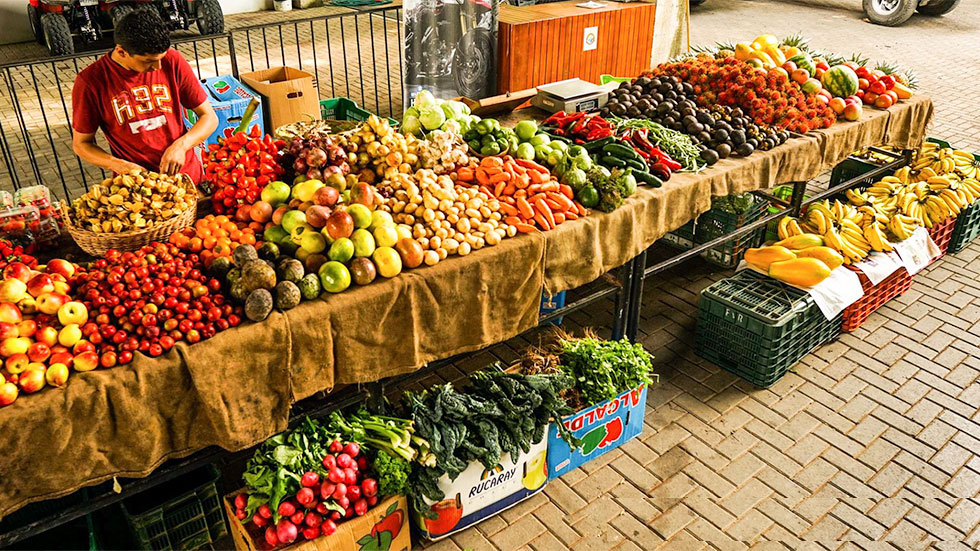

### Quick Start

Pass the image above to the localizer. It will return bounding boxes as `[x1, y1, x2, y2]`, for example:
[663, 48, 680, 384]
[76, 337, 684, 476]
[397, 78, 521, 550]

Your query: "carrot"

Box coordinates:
[545, 198, 562, 211]
[553, 212, 565, 225]
[526, 193, 548, 204]
[533, 212, 552, 231]
[564, 211, 578, 221]
[527, 183, 544, 195]
[494, 181, 507, 197]
[528, 170, 546, 185]
[515, 174, 530, 189]
[539, 181, 560, 193]
[574, 201, 588, 216]
[515, 158, 549, 173]
[500, 203, 519, 217]
[515, 223, 538, 233]
[503, 182, 517, 196]
[489, 172, 511, 184]
[516, 197, 534, 219]
[547, 192, 574, 212]
[476, 168, 490, 186]
[534, 198, 556, 228]
[500, 196, 516, 204]
[481, 156, 503, 168]
[504, 215, 522, 226]
[559, 184, 574, 199]
[456, 167, 474, 182]
[514, 189, 528, 198]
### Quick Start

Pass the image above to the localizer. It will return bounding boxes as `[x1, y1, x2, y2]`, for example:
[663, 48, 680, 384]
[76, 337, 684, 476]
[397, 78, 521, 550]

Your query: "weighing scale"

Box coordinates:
[531, 78, 610, 114]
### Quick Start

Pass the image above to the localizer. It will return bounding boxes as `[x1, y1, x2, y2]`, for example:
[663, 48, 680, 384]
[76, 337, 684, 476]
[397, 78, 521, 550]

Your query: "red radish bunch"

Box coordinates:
[232, 440, 380, 549]
[202, 125, 286, 215]
[71, 243, 242, 362]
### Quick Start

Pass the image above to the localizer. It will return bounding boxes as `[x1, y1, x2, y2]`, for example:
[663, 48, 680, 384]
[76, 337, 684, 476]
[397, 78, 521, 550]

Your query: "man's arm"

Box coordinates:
[72, 131, 143, 175]
[159, 100, 218, 175]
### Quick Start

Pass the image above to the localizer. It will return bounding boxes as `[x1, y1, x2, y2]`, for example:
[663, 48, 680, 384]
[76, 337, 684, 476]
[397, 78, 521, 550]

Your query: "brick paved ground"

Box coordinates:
[4, 0, 980, 548]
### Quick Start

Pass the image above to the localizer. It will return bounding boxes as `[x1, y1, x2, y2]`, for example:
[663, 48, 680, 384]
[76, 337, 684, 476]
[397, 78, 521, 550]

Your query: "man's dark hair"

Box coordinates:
[115, 9, 171, 55]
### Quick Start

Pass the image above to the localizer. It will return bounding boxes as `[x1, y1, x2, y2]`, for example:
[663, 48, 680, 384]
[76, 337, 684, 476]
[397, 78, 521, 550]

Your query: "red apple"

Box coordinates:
[18, 367, 45, 393]
[27, 342, 51, 363]
[45, 259, 75, 279]
[843, 102, 863, 122]
[35, 326, 58, 347]
[53, 281, 70, 295]
[0, 337, 31, 357]
[0, 381, 17, 406]
[36, 293, 69, 315]
[58, 324, 83, 348]
[15, 320, 35, 339]
[72, 339, 96, 355]
[50, 351, 73, 368]
[0, 302, 22, 324]
[4, 353, 29, 374]
[0, 279, 27, 303]
[325, 211, 355, 240]
[26, 273, 55, 298]
[73, 351, 99, 372]
[45, 363, 69, 387]
[2, 262, 32, 283]
[349, 183, 376, 209]
[17, 296, 37, 315]
[0, 322, 18, 341]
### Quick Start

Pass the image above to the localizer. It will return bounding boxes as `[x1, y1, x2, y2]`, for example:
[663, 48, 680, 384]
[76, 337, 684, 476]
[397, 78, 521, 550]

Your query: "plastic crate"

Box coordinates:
[122, 466, 226, 551]
[829, 156, 884, 188]
[319, 97, 398, 126]
[695, 270, 841, 388]
[949, 201, 980, 254]
[841, 265, 913, 332]
[927, 216, 956, 259]
[662, 195, 766, 268]
[540, 290, 566, 325]
[662, 219, 695, 249]
[764, 185, 807, 242]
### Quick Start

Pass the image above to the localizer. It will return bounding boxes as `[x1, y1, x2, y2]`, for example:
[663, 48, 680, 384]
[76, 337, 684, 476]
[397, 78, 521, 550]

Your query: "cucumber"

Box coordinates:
[583, 137, 616, 151]
[624, 158, 647, 171]
[601, 143, 641, 161]
[600, 155, 627, 168]
[632, 169, 663, 188]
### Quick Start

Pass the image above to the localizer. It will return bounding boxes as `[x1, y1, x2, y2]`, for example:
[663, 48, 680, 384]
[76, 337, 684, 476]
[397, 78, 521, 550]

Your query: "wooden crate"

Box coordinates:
[497, 1, 657, 93]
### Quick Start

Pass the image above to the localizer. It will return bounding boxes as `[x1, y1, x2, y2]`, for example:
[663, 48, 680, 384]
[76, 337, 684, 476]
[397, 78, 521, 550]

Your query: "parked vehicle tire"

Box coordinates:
[110, 4, 135, 25]
[41, 13, 74, 56]
[916, 0, 959, 16]
[863, 0, 917, 25]
[28, 4, 44, 45]
[452, 28, 493, 99]
[195, 0, 225, 35]
[690, 0, 706, 6]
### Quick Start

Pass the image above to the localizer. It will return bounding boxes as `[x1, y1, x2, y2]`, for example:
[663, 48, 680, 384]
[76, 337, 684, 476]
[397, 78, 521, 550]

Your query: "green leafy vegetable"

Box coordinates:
[559, 336, 656, 405]
[374, 449, 412, 497]
[588, 166, 637, 213]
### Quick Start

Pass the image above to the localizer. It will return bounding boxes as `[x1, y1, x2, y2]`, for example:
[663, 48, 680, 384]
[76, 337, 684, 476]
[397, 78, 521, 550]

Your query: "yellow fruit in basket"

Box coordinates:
[794, 246, 844, 270]
[774, 233, 824, 250]
[744, 246, 796, 272]
[768, 258, 832, 287]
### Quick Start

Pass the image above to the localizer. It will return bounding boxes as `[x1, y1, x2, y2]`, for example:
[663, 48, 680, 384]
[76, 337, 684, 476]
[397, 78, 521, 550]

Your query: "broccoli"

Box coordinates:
[588, 167, 636, 213]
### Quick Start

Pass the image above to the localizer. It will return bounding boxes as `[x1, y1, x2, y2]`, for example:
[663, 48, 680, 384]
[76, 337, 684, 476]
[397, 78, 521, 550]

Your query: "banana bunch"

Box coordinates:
[899, 176, 965, 228]
[914, 142, 980, 181]
[888, 214, 919, 241]
[798, 200, 874, 263]
[864, 177, 906, 216]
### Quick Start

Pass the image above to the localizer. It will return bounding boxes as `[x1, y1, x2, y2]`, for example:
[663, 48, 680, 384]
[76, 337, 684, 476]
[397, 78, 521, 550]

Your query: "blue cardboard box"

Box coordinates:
[547, 384, 648, 479]
[184, 76, 263, 147]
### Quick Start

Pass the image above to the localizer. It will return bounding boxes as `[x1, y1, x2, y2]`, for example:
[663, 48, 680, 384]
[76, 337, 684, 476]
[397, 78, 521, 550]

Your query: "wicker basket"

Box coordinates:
[63, 175, 198, 256]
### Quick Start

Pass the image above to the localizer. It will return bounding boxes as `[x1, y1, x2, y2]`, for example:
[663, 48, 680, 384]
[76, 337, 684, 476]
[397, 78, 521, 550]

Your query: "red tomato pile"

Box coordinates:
[203, 126, 286, 215]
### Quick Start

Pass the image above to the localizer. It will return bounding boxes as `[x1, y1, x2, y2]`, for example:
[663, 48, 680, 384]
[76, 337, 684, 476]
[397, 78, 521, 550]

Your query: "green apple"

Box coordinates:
[328, 237, 355, 263]
[369, 210, 394, 231]
[351, 228, 376, 258]
[280, 209, 307, 234]
[348, 203, 373, 230]
[318, 261, 351, 293]
[261, 181, 291, 206]
[373, 225, 398, 248]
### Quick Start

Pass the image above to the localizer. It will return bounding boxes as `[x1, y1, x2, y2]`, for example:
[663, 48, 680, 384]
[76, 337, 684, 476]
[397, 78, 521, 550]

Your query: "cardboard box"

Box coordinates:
[241, 67, 321, 131]
[547, 384, 648, 479]
[223, 491, 412, 551]
[185, 76, 264, 147]
[414, 435, 548, 541]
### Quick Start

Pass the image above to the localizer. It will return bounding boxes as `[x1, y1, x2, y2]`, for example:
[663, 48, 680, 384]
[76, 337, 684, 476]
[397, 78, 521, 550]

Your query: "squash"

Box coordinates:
[744, 245, 796, 271]
[768, 258, 832, 287]
[774, 233, 824, 250]
[795, 246, 844, 270]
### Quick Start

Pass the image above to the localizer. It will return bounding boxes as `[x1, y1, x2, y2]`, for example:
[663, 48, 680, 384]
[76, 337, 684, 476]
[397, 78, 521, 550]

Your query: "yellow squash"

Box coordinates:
[794, 246, 845, 270]
[893, 82, 914, 99]
[774, 233, 824, 250]
[762, 46, 786, 66]
[744, 245, 796, 271]
[768, 258, 832, 287]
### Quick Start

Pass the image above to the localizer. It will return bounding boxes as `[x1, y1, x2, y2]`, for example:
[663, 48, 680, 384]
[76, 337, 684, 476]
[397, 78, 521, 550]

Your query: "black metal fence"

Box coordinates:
[0, 6, 404, 202]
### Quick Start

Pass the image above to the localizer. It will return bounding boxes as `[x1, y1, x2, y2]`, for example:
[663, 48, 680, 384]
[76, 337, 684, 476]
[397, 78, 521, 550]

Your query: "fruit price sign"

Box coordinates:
[892, 227, 941, 275]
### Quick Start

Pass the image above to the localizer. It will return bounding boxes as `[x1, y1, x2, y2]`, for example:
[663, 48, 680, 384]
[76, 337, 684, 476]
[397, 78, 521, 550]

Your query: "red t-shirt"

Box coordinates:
[72, 49, 208, 183]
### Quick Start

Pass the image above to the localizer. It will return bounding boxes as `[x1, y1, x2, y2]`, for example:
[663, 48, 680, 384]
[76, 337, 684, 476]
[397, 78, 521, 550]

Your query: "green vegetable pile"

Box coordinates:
[586, 166, 637, 212]
[404, 368, 578, 516]
[609, 117, 704, 171]
[559, 335, 656, 405]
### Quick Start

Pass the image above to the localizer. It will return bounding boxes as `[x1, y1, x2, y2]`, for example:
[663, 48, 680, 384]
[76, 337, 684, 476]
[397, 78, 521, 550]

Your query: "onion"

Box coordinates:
[306, 168, 323, 181]
[306, 148, 328, 168]
[293, 158, 307, 173]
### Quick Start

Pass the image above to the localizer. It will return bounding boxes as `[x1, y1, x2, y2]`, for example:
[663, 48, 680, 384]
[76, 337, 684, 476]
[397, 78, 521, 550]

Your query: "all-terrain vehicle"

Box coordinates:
[27, 0, 225, 57]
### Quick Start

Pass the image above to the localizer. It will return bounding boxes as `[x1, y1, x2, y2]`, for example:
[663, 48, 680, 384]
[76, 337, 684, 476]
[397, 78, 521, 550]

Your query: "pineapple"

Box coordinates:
[847, 52, 870, 67]
[714, 41, 736, 58]
[780, 32, 810, 51]
[874, 60, 900, 75]
[900, 69, 919, 89]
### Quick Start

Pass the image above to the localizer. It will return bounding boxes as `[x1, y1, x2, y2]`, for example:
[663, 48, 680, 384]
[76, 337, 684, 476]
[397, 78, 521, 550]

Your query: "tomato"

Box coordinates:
[874, 94, 894, 109]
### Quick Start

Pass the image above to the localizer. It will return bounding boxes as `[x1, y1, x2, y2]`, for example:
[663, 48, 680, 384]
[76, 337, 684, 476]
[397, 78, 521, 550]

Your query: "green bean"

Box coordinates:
[609, 117, 705, 172]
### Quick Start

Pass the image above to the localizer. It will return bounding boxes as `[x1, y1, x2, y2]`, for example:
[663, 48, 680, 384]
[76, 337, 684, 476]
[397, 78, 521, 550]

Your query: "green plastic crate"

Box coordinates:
[695, 270, 841, 388]
[122, 466, 226, 551]
[319, 97, 398, 126]
[829, 155, 885, 188]
[661, 194, 766, 268]
[922, 138, 980, 254]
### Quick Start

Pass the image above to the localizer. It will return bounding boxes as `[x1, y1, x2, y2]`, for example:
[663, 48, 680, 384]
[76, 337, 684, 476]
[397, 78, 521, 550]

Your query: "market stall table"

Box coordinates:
[0, 95, 933, 520]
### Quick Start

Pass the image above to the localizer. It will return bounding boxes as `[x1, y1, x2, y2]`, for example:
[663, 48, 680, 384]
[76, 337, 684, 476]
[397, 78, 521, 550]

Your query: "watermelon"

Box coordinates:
[821, 65, 859, 98]
[787, 53, 815, 76]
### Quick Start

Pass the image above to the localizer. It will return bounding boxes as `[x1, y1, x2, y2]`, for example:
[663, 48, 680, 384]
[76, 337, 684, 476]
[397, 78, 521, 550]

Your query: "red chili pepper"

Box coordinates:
[543, 111, 568, 125]
[249, 124, 261, 138]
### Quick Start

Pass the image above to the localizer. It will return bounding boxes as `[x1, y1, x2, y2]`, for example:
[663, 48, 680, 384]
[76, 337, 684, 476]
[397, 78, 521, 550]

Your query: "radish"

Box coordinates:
[354, 498, 368, 516]
[234, 494, 248, 510]
[348, 485, 361, 501]
[321, 519, 337, 536]
[258, 504, 273, 519]
[319, 482, 335, 500]
[302, 526, 319, 540]
[361, 478, 378, 497]
[291, 511, 306, 526]
[330, 511, 341, 521]
[343, 442, 360, 457]
[344, 468, 358, 486]
[253, 513, 268, 527]
[321, 455, 337, 470]
[328, 440, 343, 454]
[337, 496, 350, 509]
[305, 512, 322, 528]
[296, 487, 315, 506]
[357, 456, 369, 471]
[367, 495, 378, 507]
[332, 483, 347, 500]
[235, 508, 247, 520]
[276, 519, 298, 544]
[344, 507, 354, 518]
[264, 527, 279, 547]
[277, 501, 296, 517]
[328, 467, 345, 483]
[301, 472, 320, 487]
[337, 453, 353, 469]
[315, 502, 329, 515]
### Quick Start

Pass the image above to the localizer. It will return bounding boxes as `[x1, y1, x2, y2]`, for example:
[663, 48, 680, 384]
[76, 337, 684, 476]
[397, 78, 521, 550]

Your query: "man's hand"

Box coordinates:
[114, 159, 144, 175]
[160, 140, 189, 175]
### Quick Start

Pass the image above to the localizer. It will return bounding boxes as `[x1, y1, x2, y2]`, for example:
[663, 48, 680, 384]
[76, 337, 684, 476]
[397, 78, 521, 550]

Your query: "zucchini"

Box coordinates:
[601, 143, 641, 161]
[583, 137, 616, 151]
[600, 155, 627, 168]
[632, 169, 663, 188]
[624, 158, 647, 171]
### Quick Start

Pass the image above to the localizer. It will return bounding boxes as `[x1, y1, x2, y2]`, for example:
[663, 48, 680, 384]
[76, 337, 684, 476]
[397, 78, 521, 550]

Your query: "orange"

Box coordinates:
[214, 215, 229, 225]
[240, 233, 256, 246]
[203, 236, 217, 249]
[229, 229, 243, 242]
[222, 221, 238, 233]
[188, 237, 203, 252]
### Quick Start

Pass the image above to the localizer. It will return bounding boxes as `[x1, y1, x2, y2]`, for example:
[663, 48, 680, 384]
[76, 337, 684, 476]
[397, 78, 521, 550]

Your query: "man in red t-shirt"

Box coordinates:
[71, 9, 217, 184]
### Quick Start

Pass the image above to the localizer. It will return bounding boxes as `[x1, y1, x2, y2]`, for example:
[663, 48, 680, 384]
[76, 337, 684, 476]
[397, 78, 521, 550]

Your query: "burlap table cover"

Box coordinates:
[0, 96, 932, 519]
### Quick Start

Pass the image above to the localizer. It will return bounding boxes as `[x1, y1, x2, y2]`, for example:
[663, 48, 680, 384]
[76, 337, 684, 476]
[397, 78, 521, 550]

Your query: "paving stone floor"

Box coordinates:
[3, 0, 980, 548]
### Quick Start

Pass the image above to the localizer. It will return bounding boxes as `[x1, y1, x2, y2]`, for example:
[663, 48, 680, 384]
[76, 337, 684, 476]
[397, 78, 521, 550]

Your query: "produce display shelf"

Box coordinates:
[841, 265, 913, 332]
[694, 270, 842, 388]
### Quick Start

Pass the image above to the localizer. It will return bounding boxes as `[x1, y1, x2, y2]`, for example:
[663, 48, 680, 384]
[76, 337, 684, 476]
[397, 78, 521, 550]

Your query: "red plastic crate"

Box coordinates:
[927, 216, 956, 258]
[841, 264, 913, 332]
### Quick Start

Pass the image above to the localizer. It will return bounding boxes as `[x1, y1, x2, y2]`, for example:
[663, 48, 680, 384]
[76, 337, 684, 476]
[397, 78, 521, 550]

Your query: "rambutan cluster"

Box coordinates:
[647, 55, 836, 133]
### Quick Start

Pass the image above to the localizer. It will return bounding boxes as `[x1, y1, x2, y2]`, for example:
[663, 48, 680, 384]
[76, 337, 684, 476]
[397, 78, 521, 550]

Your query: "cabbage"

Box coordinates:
[441, 102, 461, 121]
[419, 105, 446, 131]
[403, 106, 419, 119]
[448, 100, 470, 116]
[414, 89, 437, 108]
[402, 114, 422, 136]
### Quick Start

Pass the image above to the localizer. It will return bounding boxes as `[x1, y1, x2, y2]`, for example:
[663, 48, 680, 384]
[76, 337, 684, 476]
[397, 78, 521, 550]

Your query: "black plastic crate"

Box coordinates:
[695, 270, 841, 388]
[661, 194, 766, 268]
[122, 466, 226, 551]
